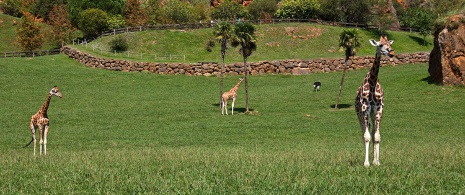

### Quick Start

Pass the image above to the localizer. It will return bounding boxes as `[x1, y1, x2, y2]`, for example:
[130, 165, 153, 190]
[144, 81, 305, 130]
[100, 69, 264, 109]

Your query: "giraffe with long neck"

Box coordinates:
[25, 86, 63, 156]
[221, 78, 243, 115]
[355, 35, 394, 167]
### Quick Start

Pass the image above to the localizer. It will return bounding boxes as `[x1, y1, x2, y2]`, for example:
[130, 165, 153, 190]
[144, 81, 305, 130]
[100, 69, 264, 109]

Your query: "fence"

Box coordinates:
[0, 49, 61, 58]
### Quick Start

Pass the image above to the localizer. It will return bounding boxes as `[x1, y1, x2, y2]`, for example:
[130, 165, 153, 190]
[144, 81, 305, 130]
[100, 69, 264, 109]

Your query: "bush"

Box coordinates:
[274, 0, 321, 19]
[0, 0, 22, 17]
[78, 8, 109, 38]
[109, 35, 128, 52]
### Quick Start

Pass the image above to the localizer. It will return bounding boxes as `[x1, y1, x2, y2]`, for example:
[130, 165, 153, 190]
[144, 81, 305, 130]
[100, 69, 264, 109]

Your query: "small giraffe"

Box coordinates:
[221, 78, 243, 115]
[25, 86, 63, 156]
[355, 35, 394, 167]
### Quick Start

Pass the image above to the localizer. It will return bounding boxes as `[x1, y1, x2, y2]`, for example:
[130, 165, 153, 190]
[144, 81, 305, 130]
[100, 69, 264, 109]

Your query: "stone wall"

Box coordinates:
[62, 46, 429, 76]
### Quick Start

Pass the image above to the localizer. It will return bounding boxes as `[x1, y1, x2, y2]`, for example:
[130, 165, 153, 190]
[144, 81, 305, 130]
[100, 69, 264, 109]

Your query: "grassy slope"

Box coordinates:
[0, 55, 464, 193]
[72, 22, 434, 63]
[0, 14, 55, 52]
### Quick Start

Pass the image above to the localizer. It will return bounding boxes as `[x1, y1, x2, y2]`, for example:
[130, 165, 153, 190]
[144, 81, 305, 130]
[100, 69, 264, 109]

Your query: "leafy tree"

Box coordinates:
[124, 0, 147, 26]
[144, 0, 163, 24]
[399, 7, 436, 45]
[78, 8, 109, 38]
[16, 12, 44, 51]
[0, 0, 22, 17]
[210, 0, 249, 20]
[107, 14, 126, 30]
[247, 0, 278, 20]
[231, 22, 257, 113]
[160, 0, 196, 24]
[29, 0, 66, 22]
[319, 0, 370, 23]
[213, 21, 233, 108]
[67, 0, 125, 27]
[335, 29, 361, 109]
[47, 4, 76, 48]
[274, 0, 320, 19]
[370, 0, 399, 31]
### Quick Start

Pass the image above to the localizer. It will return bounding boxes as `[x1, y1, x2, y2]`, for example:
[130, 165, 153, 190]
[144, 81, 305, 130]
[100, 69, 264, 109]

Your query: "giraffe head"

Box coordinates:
[369, 35, 394, 57]
[49, 86, 63, 98]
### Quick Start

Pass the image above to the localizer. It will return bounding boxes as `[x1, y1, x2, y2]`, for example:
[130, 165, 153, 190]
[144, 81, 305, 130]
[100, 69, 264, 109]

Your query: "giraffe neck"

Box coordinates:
[38, 94, 52, 115]
[229, 80, 243, 93]
[368, 52, 382, 86]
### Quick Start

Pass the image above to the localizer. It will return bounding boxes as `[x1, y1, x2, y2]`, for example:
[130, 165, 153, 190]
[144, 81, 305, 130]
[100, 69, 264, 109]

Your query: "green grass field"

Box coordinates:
[1, 55, 464, 193]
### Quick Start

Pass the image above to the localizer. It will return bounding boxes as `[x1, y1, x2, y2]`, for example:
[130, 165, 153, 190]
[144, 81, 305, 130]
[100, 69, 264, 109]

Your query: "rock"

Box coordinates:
[429, 14, 465, 85]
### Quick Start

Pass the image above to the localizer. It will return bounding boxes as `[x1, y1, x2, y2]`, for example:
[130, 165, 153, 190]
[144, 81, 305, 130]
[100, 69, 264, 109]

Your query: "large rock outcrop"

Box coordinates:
[429, 14, 465, 85]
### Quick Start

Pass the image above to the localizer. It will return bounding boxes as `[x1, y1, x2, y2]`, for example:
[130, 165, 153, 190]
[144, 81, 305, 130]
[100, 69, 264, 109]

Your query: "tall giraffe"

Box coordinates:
[221, 78, 243, 115]
[25, 86, 63, 156]
[355, 35, 394, 167]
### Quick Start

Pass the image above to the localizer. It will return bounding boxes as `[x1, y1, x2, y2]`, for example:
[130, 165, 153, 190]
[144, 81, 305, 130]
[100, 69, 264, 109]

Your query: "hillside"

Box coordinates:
[72, 23, 434, 63]
[1, 13, 433, 62]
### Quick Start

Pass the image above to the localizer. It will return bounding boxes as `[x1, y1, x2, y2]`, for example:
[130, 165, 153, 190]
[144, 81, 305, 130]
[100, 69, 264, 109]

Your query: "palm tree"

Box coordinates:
[231, 22, 257, 113]
[335, 29, 361, 109]
[213, 21, 233, 108]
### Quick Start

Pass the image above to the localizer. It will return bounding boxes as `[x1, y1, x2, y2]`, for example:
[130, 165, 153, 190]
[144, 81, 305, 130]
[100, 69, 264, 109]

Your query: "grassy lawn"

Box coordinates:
[0, 55, 464, 193]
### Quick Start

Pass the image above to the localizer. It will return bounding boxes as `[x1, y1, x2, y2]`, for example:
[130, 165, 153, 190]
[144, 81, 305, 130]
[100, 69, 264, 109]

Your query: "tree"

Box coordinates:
[399, 7, 436, 45]
[231, 22, 257, 113]
[67, 0, 125, 27]
[78, 8, 109, 38]
[335, 29, 360, 109]
[0, 0, 22, 17]
[213, 21, 233, 108]
[210, 0, 249, 20]
[124, 0, 147, 26]
[29, 0, 66, 23]
[16, 12, 44, 52]
[47, 4, 76, 48]
[160, 0, 196, 24]
[247, 0, 278, 20]
[274, 0, 320, 19]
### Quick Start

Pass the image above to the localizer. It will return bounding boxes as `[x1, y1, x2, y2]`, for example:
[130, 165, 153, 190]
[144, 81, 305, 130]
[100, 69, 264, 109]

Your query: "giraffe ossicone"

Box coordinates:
[355, 35, 394, 167]
[221, 78, 243, 115]
[25, 86, 62, 156]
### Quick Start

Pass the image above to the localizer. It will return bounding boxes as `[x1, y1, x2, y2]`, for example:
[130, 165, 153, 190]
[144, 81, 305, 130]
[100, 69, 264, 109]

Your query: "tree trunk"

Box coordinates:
[220, 52, 225, 109]
[335, 49, 351, 109]
[244, 55, 249, 113]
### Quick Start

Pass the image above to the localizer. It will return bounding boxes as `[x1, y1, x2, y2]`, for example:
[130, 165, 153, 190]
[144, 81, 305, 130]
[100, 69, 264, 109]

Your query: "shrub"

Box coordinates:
[109, 35, 128, 52]
[78, 8, 109, 38]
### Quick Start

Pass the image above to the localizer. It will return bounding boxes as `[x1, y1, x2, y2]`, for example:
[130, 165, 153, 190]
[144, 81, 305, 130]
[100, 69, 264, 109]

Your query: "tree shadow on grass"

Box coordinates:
[420, 76, 440, 85]
[211, 103, 254, 114]
[330, 104, 352, 109]
[409, 35, 430, 46]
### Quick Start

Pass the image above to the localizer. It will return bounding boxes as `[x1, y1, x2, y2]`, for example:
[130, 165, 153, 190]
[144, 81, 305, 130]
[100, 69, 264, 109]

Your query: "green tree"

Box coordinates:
[47, 4, 76, 48]
[399, 7, 436, 45]
[335, 29, 361, 109]
[0, 0, 22, 17]
[247, 0, 277, 20]
[67, 0, 125, 27]
[124, 0, 147, 26]
[213, 21, 233, 108]
[231, 22, 257, 113]
[160, 0, 196, 24]
[29, 0, 66, 22]
[319, 0, 370, 23]
[78, 8, 109, 38]
[274, 0, 320, 19]
[16, 12, 44, 51]
[210, 0, 249, 20]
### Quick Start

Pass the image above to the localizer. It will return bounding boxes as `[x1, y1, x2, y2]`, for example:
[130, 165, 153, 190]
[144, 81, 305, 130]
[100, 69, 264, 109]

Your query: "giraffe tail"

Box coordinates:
[23, 137, 34, 148]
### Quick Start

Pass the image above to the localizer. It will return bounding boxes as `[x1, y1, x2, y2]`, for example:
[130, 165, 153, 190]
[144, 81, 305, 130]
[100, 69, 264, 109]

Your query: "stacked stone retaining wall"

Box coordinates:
[62, 46, 429, 76]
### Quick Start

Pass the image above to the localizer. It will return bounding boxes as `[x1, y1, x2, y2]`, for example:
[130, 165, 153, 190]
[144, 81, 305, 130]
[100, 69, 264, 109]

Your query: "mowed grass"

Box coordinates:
[1, 55, 464, 193]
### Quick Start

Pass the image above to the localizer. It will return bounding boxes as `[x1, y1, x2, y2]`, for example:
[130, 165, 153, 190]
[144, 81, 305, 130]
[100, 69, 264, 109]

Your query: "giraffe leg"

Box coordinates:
[363, 118, 371, 167]
[29, 123, 37, 156]
[224, 101, 228, 115]
[43, 125, 49, 155]
[372, 108, 383, 166]
[231, 98, 235, 115]
[38, 125, 44, 155]
[221, 100, 225, 115]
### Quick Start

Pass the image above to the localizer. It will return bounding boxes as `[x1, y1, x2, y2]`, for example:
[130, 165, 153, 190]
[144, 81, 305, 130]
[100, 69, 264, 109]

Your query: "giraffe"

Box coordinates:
[24, 86, 63, 156]
[355, 35, 394, 167]
[221, 78, 243, 115]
